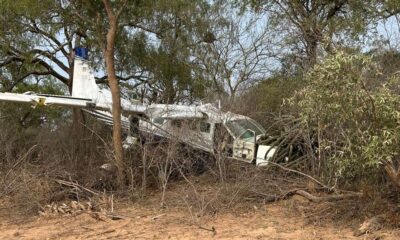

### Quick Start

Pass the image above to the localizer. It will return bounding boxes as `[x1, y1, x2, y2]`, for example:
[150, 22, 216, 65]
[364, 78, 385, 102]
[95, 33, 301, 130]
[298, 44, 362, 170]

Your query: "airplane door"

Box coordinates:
[232, 129, 256, 163]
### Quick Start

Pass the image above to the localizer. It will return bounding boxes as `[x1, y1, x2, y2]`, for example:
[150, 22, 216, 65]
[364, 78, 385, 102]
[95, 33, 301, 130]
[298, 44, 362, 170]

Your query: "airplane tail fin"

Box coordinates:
[72, 48, 100, 100]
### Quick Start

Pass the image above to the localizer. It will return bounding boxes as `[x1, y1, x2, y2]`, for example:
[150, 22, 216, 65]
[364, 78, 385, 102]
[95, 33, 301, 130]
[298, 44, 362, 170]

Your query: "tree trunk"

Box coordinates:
[68, 82, 86, 138]
[384, 162, 400, 191]
[306, 38, 318, 68]
[71, 107, 85, 135]
[103, 0, 125, 187]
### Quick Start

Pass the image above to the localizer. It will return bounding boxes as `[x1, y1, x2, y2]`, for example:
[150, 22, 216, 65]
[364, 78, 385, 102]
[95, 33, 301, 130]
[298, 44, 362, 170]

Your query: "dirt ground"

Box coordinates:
[1, 198, 399, 240]
[0, 203, 360, 240]
[1, 171, 399, 240]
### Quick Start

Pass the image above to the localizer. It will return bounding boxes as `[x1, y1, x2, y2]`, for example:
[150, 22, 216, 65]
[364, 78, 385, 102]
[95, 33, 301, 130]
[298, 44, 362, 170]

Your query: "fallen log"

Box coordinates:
[249, 189, 363, 203]
[293, 190, 363, 203]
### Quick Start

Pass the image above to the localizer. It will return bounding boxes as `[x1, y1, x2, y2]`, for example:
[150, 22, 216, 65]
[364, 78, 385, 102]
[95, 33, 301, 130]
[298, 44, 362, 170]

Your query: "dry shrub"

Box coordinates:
[5, 169, 56, 215]
[131, 130, 214, 204]
[168, 158, 306, 217]
[0, 136, 57, 214]
[0, 115, 116, 215]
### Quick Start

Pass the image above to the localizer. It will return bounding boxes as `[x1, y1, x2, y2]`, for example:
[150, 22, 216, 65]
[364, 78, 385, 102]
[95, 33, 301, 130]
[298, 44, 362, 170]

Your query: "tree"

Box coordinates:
[243, 0, 370, 70]
[192, 3, 276, 101]
[0, 0, 90, 133]
[122, 0, 215, 104]
[68, 0, 129, 186]
[102, 0, 126, 187]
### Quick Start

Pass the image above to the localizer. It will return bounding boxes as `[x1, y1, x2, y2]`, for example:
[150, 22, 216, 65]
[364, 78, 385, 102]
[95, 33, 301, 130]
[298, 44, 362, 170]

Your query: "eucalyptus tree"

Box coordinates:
[240, 0, 371, 71]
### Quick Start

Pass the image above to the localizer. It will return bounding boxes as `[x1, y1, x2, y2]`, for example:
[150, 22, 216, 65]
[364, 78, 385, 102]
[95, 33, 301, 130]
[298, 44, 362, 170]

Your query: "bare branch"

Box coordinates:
[95, 74, 148, 84]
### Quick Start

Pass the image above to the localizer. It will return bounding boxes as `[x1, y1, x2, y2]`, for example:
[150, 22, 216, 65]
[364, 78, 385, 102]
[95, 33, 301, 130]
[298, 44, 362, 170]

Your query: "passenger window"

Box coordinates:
[153, 118, 165, 125]
[199, 121, 211, 133]
[189, 120, 199, 131]
[171, 120, 182, 128]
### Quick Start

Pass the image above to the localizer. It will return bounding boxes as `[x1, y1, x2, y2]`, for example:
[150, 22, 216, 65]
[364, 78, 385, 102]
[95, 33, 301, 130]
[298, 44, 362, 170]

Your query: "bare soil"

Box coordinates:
[1, 172, 399, 240]
[0, 203, 362, 239]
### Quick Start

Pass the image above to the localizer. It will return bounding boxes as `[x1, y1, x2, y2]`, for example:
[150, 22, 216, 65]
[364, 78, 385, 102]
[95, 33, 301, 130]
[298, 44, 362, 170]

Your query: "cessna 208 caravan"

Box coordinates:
[0, 48, 277, 166]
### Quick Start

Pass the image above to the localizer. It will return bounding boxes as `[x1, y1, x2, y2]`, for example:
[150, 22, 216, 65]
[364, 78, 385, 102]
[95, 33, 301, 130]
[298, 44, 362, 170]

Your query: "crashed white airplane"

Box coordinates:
[0, 48, 277, 166]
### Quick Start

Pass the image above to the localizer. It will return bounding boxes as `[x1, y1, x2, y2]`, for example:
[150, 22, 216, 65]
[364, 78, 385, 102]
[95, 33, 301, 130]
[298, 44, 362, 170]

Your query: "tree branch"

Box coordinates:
[29, 19, 69, 57]
[95, 74, 148, 84]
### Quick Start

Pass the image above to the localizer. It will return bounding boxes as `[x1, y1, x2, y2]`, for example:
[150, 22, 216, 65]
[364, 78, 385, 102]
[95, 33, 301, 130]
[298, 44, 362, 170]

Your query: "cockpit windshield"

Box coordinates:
[225, 118, 266, 139]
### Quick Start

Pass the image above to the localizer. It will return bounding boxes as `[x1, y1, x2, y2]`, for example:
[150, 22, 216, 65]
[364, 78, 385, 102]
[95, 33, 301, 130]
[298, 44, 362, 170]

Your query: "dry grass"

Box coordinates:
[0, 118, 113, 215]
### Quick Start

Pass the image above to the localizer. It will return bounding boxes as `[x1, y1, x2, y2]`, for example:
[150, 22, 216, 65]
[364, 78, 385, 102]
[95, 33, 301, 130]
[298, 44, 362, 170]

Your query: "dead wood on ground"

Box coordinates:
[251, 189, 363, 203]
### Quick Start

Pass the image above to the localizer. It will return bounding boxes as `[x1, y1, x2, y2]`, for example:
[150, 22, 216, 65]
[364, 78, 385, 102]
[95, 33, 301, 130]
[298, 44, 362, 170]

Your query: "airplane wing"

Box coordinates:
[0, 92, 93, 108]
[0, 92, 146, 115]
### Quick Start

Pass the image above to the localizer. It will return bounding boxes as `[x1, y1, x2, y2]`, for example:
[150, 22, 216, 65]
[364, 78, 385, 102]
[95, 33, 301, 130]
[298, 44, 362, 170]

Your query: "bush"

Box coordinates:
[289, 51, 400, 189]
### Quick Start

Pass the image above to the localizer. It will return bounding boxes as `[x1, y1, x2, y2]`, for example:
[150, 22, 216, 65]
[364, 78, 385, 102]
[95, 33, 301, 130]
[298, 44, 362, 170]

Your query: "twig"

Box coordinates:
[198, 226, 217, 235]
[110, 194, 114, 213]
[55, 179, 100, 196]
[152, 214, 166, 220]
[4, 145, 38, 180]
[81, 226, 95, 231]
[248, 190, 280, 202]
[106, 212, 129, 220]
[98, 229, 115, 235]
[1, 145, 38, 197]
[250, 187, 362, 203]
[80, 122, 112, 153]
[266, 161, 330, 190]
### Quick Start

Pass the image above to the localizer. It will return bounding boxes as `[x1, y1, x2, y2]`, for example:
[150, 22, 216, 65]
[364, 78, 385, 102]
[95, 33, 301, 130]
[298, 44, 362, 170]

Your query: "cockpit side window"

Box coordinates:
[225, 119, 265, 138]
